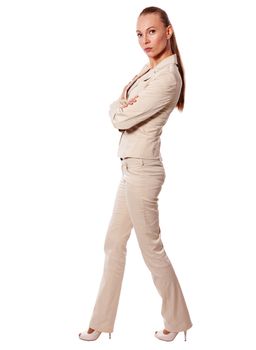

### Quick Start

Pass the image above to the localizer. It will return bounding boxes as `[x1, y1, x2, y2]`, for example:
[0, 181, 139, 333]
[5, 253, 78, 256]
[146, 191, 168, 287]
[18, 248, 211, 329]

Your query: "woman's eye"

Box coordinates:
[136, 30, 155, 38]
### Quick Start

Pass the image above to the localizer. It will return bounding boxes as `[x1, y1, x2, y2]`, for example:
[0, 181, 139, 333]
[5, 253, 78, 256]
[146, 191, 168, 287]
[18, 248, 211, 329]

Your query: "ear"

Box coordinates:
[166, 25, 173, 39]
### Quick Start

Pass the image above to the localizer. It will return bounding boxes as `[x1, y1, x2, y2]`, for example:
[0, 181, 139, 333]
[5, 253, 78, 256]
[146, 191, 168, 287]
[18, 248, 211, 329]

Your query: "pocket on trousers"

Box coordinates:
[127, 159, 166, 179]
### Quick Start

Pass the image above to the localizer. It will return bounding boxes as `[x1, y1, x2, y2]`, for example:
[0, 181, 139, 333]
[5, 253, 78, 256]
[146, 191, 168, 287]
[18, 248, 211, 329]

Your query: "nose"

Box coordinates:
[143, 34, 150, 45]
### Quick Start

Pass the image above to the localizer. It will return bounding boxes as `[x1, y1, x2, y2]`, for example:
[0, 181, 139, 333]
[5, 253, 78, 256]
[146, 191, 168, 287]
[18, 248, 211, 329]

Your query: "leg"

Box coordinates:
[89, 173, 133, 333]
[123, 158, 193, 332]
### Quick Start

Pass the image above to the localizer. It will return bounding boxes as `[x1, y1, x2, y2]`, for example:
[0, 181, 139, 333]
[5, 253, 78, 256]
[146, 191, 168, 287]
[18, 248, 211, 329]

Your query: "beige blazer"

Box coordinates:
[109, 53, 182, 160]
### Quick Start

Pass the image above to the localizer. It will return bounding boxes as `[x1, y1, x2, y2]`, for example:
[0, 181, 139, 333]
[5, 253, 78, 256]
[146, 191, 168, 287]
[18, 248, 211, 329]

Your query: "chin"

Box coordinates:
[145, 51, 155, 58]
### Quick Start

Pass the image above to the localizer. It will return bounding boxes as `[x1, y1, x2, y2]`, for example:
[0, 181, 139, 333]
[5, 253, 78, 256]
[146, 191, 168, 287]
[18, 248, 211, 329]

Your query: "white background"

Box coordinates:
[0, 0, 256, 349]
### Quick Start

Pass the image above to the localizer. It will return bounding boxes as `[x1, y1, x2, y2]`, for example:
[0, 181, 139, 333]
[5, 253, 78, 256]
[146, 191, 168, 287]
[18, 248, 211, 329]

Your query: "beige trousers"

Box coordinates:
[89, 157, 193, 333]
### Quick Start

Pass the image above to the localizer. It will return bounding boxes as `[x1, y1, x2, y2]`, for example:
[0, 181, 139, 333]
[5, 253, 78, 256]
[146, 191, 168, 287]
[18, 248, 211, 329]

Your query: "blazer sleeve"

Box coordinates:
[109, 70, 180, 130]
[109, 97, 127, 132]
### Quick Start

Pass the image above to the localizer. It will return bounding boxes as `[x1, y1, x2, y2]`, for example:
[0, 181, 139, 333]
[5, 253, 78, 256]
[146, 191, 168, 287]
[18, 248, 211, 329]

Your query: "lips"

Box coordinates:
[144, 48, 152, 52]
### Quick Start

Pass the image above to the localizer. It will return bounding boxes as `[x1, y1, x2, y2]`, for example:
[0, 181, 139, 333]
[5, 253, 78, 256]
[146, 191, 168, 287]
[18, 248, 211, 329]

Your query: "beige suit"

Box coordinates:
[88, 54, 193, 335]
[109, 54, 182, 160]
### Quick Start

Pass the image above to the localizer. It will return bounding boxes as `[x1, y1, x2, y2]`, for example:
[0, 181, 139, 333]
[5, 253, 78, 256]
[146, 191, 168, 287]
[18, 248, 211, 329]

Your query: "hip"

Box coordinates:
[120, 157, 166, 179]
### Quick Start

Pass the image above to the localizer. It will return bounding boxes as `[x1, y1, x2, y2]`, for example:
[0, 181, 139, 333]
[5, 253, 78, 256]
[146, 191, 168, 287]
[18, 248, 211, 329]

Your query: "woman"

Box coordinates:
[79, 6, 193, 342]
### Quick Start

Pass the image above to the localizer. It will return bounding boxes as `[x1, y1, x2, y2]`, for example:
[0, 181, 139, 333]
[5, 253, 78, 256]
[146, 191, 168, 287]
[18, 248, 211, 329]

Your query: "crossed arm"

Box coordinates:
[109, 71, 179, 130]
[117, 96, 139, 131]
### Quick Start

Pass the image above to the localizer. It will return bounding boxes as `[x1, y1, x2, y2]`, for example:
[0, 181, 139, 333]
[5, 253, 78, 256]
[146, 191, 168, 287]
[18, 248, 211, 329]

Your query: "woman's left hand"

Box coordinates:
[120, 96, 139, 108]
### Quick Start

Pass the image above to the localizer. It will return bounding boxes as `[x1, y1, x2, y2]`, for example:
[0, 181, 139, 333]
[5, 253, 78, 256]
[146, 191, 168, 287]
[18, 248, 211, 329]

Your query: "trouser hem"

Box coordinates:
[89, 324, 114, 333]
[163, 321, 193, 333]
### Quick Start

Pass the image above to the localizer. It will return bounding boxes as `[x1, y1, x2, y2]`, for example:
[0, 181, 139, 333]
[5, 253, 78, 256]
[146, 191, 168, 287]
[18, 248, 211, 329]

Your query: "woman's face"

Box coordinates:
[136, 13, 172, 60]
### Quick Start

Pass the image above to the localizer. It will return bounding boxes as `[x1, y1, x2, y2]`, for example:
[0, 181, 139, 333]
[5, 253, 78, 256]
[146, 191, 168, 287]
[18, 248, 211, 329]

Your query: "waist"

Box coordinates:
[120, 156, 162, 161]
[118, 133, 162, 160]
[119, 157, 164, 168]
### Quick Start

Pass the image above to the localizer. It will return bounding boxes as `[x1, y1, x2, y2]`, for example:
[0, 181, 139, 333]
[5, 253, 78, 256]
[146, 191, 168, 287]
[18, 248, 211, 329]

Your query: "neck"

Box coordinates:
[149, 49, 173, 69]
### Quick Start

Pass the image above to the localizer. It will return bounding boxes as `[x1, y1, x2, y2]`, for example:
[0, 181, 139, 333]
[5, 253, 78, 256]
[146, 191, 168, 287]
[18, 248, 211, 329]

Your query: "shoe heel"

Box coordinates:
[184, 330, 187, 341]
[109, 332, 111, 339]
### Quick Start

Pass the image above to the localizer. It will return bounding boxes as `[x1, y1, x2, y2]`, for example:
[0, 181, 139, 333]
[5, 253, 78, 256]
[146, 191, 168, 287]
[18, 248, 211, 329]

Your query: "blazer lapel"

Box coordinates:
[124, 65, 151, 99]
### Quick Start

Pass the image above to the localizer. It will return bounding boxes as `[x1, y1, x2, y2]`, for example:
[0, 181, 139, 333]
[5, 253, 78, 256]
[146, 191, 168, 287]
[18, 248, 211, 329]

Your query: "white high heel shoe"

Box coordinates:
[154, 329, 187, 342]
[78, 329, 112, 341]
